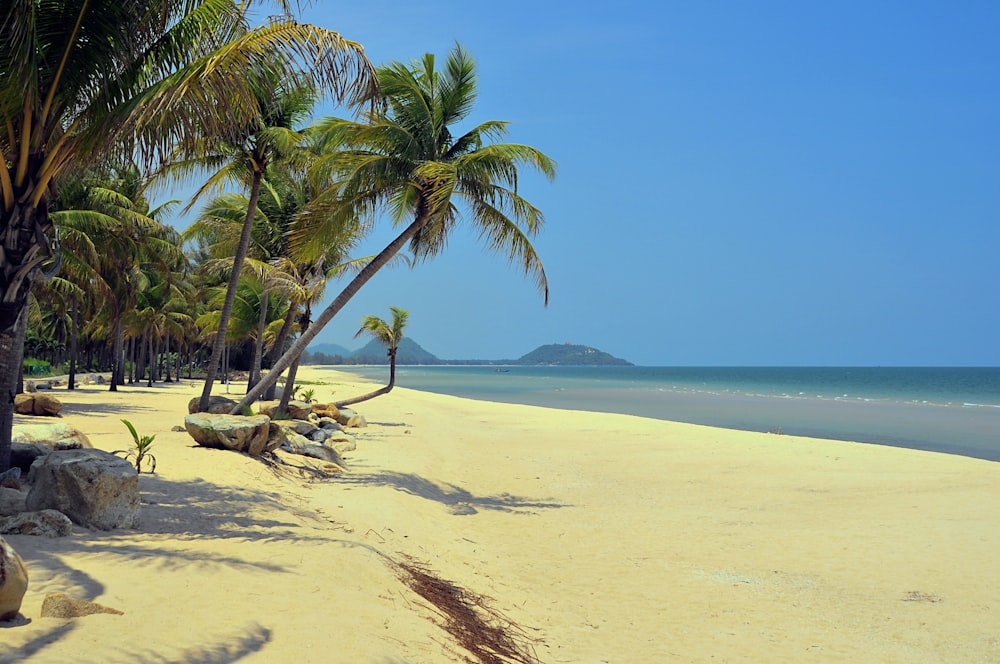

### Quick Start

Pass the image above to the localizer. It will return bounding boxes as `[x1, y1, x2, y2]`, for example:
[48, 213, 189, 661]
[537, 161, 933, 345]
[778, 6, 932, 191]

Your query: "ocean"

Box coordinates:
[316, 366, 1000, 462]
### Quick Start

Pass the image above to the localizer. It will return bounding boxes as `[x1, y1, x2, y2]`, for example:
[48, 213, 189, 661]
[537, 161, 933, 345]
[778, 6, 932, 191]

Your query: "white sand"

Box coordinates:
[2, 367, 998, 663]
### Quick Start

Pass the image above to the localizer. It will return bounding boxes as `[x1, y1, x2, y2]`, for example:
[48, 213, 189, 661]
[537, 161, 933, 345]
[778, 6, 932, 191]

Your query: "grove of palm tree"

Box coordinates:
[0, 3, 554, 473]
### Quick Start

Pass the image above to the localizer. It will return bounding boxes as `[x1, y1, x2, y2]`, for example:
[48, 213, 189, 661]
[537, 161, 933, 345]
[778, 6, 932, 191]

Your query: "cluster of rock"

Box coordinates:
[14, 393, 63, 416]
[1, 425, 141, 621]
[184, 396, 366, 467]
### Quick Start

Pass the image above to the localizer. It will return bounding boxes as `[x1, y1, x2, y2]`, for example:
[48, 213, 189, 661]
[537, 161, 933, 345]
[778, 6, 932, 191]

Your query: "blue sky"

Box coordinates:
[175, 1, 1000, 366]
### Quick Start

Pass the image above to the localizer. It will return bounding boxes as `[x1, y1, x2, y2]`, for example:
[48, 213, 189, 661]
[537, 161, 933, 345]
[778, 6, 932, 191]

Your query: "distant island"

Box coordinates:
[303, 340, 633, 367]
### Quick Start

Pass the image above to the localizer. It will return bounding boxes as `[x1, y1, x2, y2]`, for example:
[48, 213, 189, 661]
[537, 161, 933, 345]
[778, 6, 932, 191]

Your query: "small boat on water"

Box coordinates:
[495, 368, 510, 373]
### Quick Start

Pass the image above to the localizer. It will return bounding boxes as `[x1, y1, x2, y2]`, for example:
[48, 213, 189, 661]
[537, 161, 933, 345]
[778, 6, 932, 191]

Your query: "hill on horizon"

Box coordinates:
[515, 343, 633, 366]
[306, 339, 632, 366]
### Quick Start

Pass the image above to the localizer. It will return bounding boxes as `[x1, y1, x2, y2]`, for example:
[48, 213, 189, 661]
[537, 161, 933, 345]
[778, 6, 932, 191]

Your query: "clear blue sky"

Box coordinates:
[174, 1, 1000, 366]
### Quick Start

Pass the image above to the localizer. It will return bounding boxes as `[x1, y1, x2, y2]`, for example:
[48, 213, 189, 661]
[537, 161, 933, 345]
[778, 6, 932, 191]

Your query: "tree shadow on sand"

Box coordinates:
[338, 470, 566, 515]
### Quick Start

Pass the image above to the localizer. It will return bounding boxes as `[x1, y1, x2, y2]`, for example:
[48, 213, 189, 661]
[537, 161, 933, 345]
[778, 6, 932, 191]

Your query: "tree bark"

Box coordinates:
[0, 303, 28, 472]
[333, 351, 396, 408]
[231, 214, 429, 414]
[248, 285, 269, 392]
[263, 305, 297, 400]
[198, 169, 264, 411]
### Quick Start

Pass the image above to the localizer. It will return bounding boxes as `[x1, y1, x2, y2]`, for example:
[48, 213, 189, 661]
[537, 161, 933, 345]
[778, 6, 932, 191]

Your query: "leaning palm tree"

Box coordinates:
[0, 0, 376, 470]
[335, 307, 409, 407]
[234, 44, 556, 412]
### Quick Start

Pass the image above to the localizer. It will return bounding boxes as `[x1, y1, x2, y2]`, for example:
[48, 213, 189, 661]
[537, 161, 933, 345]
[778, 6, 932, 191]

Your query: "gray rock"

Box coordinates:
[0, 488, 27, 517]
[27, 449, 140, 530]
[307, 428, 331, 443]
[280, 432, 344, 465]
[184, 413, 278, 457]
[0, 510, 73, 537]
[10, 443, 51, 475]
[0, 537, 29, 620]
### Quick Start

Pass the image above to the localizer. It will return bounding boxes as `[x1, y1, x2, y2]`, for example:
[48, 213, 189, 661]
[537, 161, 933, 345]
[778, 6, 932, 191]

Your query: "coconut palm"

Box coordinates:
[334, 307, 409, 407]
[0, 0, 376, 469]
[234, 44, 556, 412]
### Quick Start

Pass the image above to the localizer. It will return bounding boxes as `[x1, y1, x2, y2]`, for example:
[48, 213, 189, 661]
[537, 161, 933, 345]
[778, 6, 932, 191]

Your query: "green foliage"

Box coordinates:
[114, 419, 157, 473]
[297, 387, 316, 402]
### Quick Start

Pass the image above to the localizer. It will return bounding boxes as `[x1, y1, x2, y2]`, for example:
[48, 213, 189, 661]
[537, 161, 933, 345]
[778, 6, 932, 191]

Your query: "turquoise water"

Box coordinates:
[318, 366, 1000, 462]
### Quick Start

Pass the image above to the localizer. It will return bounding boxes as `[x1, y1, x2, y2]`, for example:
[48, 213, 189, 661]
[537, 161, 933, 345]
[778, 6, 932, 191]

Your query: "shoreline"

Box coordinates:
[314, 365, 1000, 463]
[3, 368, 999, 662]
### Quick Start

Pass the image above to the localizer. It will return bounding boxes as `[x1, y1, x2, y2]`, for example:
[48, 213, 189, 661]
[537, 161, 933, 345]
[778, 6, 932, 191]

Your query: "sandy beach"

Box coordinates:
[1, 366, 998, 663]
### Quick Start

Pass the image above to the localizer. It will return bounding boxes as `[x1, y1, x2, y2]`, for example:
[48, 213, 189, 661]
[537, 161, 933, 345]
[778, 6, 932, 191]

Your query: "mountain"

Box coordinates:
[308, 342, 352, 357]
[305, 339, 631, 366]
[515, 343, 633, 366]
[349, 337, 440, 364]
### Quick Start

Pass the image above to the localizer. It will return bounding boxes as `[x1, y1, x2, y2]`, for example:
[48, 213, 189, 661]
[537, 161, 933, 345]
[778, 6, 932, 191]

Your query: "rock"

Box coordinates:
[312, 403, 340, 420]
[276, 419, 317, 437]
[346, 414, 367, 428]
[327, 434, 357, 456]
[171, 425, 185, 432]
[281, 432, 345, 465]
[307, 428, 331, 443]
[318, 418, 345, 432]
[13, 393, 63, 416]
[0, 488, 27, 517]
[26, 450, 140, 530]
[33, 381, 53, 391]
[184, 413, 278, 457]
[10, 443, 52, 475]
[0, 537, 28, 620]
[187, 395, 239, 414]
[0, 510, 73, 537]
[12, 423, 91, 449]
[256, 400, 312, 420]
[89, 374, 106, 385]
[266, 422, 287, 452]
[41, 592, 123, 618]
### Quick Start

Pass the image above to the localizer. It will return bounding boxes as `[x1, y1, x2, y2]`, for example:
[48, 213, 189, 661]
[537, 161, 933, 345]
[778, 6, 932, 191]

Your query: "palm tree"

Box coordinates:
[234, 44, 556, 413]
[334, 307, 409, 407]
[0, 0, 376, 470]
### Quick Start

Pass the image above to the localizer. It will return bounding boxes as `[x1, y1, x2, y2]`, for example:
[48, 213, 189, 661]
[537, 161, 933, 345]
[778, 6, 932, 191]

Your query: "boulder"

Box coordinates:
[0, 537, 28, 620]
[307, 428, 331, 444]
[10, 443, 53, 475]
[0, 488, 27, 517]
[281, 432, 345, 465]
[26, 449, 140, 530]
[276, 419, 318, 437]
[184, 413, 278, 457]
[12, 423, 91, 449]
[41, 593, 123, 618]
[346, 414, 367, 428]
[312, 403, 340, 420]
[256, 399, 312, 420]
[187, 395, 239, 414]
[0, 510, 73, 537]
[327, 433, 357, 455]
[14, 393, 63, 416]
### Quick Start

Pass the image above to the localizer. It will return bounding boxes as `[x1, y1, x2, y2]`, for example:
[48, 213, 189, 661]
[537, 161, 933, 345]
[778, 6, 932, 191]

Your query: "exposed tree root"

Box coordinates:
[395, 555, 541, 664]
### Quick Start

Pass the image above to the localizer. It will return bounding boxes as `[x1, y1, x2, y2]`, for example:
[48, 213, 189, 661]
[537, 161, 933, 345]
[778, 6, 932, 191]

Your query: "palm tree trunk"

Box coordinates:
[333, 351, 396, 408]
[164, 327, 172, 382]
[232, 213, 430, 414]
[264, 305, 297, 400]
[248, 285, 269, 391]
[198, 170, 264, 411]
[0, 302, 29, 472]
[68, 294, 78, 390]
[110, 313, 124, 391]
[147, 333, 154, 387]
